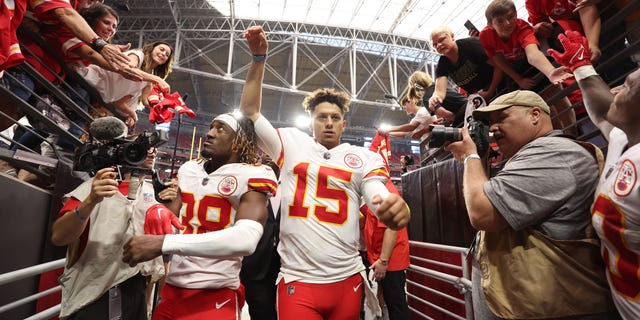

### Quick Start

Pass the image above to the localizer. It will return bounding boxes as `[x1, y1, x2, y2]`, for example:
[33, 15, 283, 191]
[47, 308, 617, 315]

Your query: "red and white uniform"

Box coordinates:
[19, 0, 80, 82]
[479, 18, 539, 62]
[167, 161, 277, 290]
[592, 128, 640, 319]
[269, 127, 388, 283]
[0, 0, 26, 70]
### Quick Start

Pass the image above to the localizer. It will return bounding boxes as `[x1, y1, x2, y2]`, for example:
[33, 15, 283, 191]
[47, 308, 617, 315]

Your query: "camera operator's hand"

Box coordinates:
[444, 128, 478, 163]
[87, 167, 119, 205]
[157, 178, 179, 202]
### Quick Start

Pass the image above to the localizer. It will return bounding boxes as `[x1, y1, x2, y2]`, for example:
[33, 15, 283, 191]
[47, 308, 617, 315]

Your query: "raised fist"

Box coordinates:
[548, 31, 592, 71]
[144, 203, 183, 235]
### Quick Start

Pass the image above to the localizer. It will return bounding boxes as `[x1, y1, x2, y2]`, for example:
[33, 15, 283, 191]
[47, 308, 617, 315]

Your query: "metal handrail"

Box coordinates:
[409, 240, 469, 255]
[0, 259, 65, 286]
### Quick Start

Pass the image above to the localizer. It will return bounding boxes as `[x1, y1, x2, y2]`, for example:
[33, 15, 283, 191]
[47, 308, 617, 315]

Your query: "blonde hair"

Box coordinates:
[302, 88, 351, 114]
[406, 71, 433, 101]
[430, 26, 454, 40]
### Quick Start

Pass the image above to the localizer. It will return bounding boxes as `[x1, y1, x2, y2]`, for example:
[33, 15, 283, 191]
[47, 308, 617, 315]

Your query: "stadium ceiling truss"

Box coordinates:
[114, 0, 442, 139]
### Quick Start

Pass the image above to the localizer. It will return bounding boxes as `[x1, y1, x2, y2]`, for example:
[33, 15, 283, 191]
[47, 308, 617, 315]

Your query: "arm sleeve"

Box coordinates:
[362, 179, 391, 214]
[254, 115, 283, 163]
[162, 219, 264, 258]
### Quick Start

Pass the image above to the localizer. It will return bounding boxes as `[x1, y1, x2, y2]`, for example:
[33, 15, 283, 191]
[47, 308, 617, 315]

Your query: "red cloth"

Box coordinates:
[148, 85, 196, 124]
[479, 18, 539, 62]
[361, 132, 410, 271]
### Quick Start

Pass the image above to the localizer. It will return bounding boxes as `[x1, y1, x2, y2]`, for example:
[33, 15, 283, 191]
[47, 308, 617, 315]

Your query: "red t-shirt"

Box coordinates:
[362, 205, 410, 271]
[479, 18, 539, 62]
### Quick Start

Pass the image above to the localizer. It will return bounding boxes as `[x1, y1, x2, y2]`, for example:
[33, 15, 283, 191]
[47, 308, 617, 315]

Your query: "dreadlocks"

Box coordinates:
[231, 116, 260, 164]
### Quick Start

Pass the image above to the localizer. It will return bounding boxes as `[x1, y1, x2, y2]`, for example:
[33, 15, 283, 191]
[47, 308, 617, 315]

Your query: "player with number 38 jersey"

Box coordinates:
[167, 160, 277, 289]
[550, 33, 640, 319]
[122, 112, 277, 320]
[591, 128, 640, 318]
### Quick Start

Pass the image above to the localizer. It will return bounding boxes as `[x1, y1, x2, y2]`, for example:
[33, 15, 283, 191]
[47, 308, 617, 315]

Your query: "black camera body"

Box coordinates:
[429, 118, 491, 156]
[75, 130, 168, 175]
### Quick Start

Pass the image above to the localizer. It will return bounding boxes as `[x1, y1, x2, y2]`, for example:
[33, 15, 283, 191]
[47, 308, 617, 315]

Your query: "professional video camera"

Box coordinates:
[74, 131, 168, 174]
[74, 117, 168, 175]
[428, 118, 491, 156]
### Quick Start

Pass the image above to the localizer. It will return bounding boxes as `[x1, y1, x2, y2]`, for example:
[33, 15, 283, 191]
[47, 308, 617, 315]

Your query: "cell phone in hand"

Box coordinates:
[464, 20, 478, 32]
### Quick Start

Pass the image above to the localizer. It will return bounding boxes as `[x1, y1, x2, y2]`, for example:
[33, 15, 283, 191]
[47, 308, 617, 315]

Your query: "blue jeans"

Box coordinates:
[57, 84, 90, 151]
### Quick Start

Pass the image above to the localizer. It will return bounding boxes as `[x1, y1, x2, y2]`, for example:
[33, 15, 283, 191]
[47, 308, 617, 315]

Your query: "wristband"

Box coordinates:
[573, 65, 598, 82]
[74, 207, 88, 221]
[90, 37, 108, 53]
[252, 54, 267, 62]
[464, 153, 481, 165]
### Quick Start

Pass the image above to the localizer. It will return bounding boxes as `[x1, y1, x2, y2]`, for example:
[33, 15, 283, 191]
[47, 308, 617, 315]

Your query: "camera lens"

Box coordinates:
[429, 125, 461, 148]
[120, 142, 147, 166]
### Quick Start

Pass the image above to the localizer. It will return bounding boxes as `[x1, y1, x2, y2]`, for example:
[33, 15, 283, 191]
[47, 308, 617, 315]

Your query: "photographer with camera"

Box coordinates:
[445, 90, 617, 319]
[50, 117, 179, 319]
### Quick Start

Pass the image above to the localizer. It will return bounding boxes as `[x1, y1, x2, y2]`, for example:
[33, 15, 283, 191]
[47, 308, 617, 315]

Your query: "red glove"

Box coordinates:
[548, 30, 591, 71]
[144, 203, 183, 235]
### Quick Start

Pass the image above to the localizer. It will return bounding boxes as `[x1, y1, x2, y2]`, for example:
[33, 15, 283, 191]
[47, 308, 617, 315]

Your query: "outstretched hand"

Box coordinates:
[548, 31, 592, 71]
[243, 25, 268, 55]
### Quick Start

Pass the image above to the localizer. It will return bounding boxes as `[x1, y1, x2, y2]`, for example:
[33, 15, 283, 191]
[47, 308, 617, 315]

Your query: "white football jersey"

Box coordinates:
[166, 161, 277, 290]
[591, 128, 640, 318]
[273, 128, 389, 283]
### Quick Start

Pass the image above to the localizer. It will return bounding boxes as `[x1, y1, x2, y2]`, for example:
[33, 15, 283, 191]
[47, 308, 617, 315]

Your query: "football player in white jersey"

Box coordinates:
[122, 113, 278, 320]
[550, 31, 640, 318]
[241, 26, 410, 320]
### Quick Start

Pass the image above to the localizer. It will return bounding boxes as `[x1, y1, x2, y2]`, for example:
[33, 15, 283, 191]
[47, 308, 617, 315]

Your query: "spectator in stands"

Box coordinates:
[479, 0, 577, 134]
[428, 25, 503, 106]
[525, 0, 601, 135]
[445, 89, 617, 319]
[240, 25, 410, 320]
[122, 113, 278, 319]
[406, 71, 467, 127]
[550, 30, 640, 319]
[526, 0, 601, 62]
[77, 3, 174, 126]
[240, 153, 281, 320]
[377, 95, 441, 143]
[51, 134, 179, 319]
[75, 5, 172, 124]
[615, 0, 640, 66]
[400, 154, 414, 173]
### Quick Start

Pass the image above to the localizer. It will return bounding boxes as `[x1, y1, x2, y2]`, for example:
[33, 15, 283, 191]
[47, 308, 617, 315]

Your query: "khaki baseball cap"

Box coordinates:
[472, 90, 550, 121]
